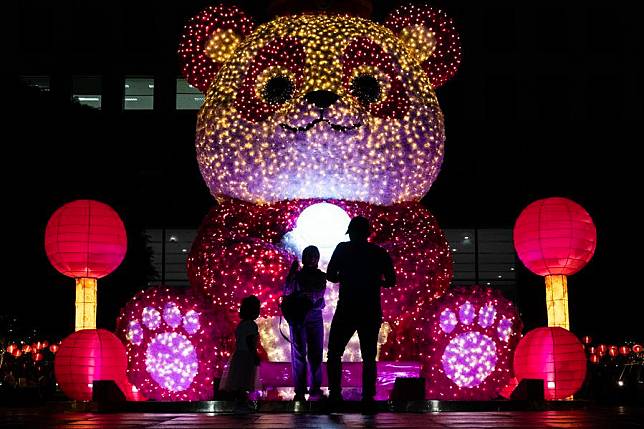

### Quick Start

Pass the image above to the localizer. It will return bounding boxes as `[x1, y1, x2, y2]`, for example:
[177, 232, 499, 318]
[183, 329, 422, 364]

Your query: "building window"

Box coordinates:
[20, 76, 50, 92]
[176, 78, 204, 110]
[124, 76, 154, 110]
[146, 229, 198, 287]
[444, 229, 516, 289]
[72, 76, 102, 109]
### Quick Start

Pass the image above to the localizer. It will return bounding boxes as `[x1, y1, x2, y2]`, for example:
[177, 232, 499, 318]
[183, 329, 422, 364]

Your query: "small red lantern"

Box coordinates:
[588, 346, 596, 354]
[597, 344, 607, 355]
[6, 344, 17, 354]
[513, 327, 587, 400]
[589, 354, 599, 364]
[22, 344, 31, 353]
[633, 344, 643, 353]
[582, 336, 592, 344]
[33, 353, 44, 362]
[13, 350, 22, 358]
[619, 346, 630, 356]
[608, 346, 618, 358]
[42, 340, 49, 348]
[54, 329, 129, 401]
[49, 344, 60, 353]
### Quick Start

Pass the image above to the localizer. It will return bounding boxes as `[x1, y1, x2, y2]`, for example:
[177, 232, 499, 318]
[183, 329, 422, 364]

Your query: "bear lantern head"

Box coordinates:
[179, 4, 461, 205]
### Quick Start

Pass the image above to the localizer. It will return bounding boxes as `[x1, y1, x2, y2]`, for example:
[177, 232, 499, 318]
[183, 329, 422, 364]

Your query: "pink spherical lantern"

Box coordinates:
[513, 197, 596, 330]
[45, 199, 127, 279]
[513, 327, 587, 400]
[45, 200, 127, 331]
[54, 329, 128, 401]
[514, 197, 596, 277]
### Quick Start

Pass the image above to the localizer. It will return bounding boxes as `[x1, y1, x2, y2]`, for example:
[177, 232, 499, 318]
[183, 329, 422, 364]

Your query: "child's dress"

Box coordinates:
[219, 319, 261, 392]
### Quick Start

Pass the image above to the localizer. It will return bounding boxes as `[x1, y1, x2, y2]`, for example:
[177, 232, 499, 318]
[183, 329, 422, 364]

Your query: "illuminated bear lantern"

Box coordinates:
[180, 4, 460, 373]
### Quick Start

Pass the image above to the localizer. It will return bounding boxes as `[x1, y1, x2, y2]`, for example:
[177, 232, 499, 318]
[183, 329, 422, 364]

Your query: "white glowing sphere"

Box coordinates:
[281, 202, 351, 269]
[296, 203, 351, 250]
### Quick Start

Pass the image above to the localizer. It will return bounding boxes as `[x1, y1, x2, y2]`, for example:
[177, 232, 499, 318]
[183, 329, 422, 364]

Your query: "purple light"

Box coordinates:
[497, 316, 513, 342]
[439, 308, 458, 334]
[193, 15, 448, 206]
[256, 361, 422, 400]
[183, 310, 201, 335]
[127, 320, 143, 345]
[163, 302, 182, 328]
[117, 287, 219, 401]
[145, 332, 199, 392]
[426, 285, 523, 400]
[477, 303, 496, 328]
[458, 301, 475, 325]
[441, 331, 497, 388]
[142, 306, 161, 330]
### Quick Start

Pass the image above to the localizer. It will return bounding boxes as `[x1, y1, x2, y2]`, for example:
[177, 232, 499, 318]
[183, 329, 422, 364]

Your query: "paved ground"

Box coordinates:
[1, 408, 643, 428]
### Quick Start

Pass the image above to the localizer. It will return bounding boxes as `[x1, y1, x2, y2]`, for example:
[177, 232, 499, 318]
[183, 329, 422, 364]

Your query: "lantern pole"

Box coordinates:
[544, 274, 569, 330]
[75, 277, 98, 331]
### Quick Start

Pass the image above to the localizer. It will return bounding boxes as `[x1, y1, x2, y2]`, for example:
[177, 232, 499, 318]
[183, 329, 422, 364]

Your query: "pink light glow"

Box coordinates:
[441, 331, 497, 388]
[258, 361, 421, 400]
[116, 286, 222, 401]
[178, 5, 254, 93]
[425, 285, 523, 400]
[513, 327, 587, 400]
[513, 197, 596, 276]
[45, 199, 127, 279]
[188, 197, 453, 368]
[384, 4, 462, 88]
[54, 329, 129, 401]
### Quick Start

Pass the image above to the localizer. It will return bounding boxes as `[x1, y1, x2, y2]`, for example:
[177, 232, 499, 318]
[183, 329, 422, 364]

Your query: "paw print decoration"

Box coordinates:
[425, 286, 523, 400]
[116, 287, 220, 401]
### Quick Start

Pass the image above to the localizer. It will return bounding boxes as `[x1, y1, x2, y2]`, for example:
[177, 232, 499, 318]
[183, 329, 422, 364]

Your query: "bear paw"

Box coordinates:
[425, 286, 522, 400]
[117, 287, 218, 401]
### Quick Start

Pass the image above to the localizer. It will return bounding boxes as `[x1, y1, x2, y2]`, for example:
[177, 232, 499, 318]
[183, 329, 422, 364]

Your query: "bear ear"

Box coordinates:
[384, 4, 461, 88]
[178, 5, 255, 93]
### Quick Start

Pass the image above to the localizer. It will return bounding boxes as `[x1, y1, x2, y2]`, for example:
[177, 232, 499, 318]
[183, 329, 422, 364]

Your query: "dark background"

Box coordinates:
[3, 0, 642, 343]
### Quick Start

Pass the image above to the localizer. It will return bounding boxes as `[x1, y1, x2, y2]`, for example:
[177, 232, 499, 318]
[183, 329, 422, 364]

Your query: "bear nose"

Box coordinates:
[304, 90, 339, 109]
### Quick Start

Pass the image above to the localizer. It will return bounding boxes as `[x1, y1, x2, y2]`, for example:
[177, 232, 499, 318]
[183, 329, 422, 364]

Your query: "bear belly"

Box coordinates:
[187, 197, 452, 365]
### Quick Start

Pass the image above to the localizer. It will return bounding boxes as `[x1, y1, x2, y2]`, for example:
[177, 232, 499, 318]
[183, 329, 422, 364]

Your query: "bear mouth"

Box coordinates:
[279, 117, 362, 133]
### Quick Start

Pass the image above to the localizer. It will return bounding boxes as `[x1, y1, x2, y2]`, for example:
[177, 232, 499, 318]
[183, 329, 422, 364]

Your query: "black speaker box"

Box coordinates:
[92, 380, 126, 402]
[390, 377, 425, 401]
[510, 378, 544, 401]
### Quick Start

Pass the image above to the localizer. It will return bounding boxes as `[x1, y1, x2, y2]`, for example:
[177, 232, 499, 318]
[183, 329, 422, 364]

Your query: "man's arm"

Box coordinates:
[382, 251, 396, 289]
[326, 245, 341, 283]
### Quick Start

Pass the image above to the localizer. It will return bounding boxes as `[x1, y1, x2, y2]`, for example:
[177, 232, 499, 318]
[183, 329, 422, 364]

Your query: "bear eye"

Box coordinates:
[350, 74, 381, 104]
[262, 75, 294, 104]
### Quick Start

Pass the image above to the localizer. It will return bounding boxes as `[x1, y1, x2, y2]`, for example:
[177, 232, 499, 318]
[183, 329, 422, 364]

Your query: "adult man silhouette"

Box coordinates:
[326, 216, 396, 404]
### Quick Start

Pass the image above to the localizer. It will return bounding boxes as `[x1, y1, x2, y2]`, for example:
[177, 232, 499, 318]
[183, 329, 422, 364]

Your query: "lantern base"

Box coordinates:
[76, 277, 98, 331]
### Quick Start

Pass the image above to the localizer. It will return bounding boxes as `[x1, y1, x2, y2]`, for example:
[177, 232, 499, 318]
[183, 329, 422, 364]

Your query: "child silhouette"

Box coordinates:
[219, 295, 261, 399]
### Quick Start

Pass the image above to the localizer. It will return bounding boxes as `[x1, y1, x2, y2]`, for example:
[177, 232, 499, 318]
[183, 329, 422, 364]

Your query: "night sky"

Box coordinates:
[4, 0, 642, 344]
